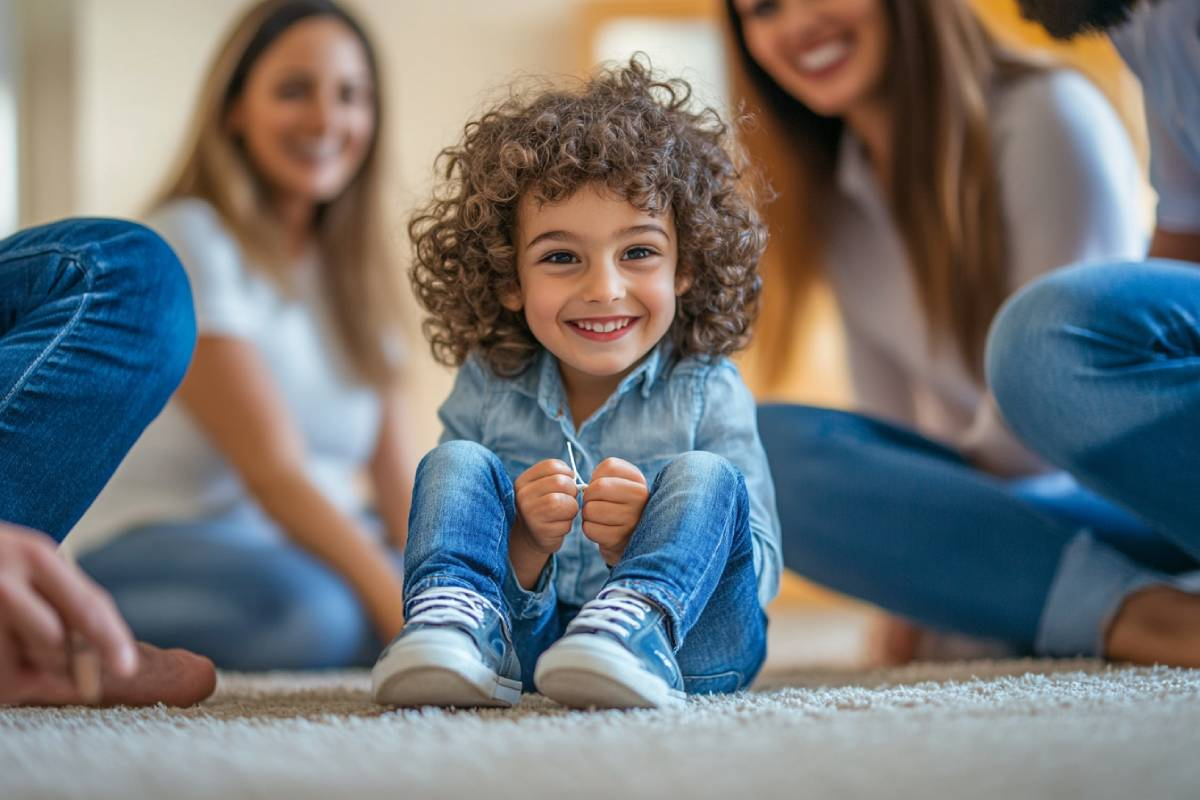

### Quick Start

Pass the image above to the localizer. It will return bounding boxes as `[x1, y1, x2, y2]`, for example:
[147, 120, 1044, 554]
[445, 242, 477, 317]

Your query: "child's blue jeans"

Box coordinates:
[404, 440, 767, 693]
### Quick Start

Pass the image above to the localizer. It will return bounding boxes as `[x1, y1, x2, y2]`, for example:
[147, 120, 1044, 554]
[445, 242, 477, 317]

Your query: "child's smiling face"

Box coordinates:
[505, 183, 688, 392]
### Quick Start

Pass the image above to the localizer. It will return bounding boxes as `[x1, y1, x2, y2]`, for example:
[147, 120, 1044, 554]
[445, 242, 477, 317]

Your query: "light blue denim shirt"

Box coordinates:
[437, 343, 782, 609]
[1110, 0, 1200, 232]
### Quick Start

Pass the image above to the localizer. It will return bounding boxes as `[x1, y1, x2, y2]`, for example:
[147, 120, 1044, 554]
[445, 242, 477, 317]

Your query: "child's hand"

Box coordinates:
[581, 458, 649, 566]
[513, 459, 580, 554]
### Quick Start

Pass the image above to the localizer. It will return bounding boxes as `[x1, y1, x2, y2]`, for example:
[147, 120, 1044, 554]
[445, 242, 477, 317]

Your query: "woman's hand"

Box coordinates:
[581, 458, 649, 566]
[509, 459, 579, 588]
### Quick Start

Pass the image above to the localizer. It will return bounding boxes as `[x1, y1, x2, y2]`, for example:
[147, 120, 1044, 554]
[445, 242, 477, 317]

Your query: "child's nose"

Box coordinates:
[581, 263, 624, 303]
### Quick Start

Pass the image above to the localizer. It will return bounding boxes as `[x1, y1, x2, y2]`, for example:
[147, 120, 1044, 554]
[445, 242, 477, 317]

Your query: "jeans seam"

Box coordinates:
[0, 256, 94, 417]
[682, 668, 743, 683]
[671, 477, 740, 626]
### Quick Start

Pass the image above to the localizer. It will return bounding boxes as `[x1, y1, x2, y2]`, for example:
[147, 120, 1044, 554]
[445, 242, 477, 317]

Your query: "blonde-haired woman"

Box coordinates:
[727, 0, 1160, 659]
[70, 0, 413, 669]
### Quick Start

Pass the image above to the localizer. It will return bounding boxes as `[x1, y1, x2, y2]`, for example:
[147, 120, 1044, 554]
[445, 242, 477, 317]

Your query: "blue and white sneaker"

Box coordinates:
[371, 586, 522, 708]
[534, 587, 685, 709]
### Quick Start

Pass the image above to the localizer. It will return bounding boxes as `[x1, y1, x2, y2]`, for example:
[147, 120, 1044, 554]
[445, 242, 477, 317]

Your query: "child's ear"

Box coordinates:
[674, 267, 694, 296]
[500, 289, 524, 312]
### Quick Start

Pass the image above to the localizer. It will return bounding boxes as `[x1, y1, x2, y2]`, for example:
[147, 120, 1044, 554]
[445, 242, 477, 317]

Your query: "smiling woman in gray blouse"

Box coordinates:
[724, 0, 1149, 661]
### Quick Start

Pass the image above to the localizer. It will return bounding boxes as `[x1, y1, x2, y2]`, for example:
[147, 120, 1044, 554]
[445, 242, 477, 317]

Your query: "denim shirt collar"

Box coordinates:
[510, 341, 673, 429]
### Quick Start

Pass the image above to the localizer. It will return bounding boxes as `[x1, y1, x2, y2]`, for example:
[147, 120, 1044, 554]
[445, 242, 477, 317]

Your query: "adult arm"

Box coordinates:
[369, 384, 417, 551]
[177, 338, 405, 641]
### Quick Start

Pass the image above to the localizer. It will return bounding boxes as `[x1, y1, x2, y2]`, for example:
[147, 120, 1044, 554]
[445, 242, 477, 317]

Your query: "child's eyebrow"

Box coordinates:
[524, 224, 670, 250]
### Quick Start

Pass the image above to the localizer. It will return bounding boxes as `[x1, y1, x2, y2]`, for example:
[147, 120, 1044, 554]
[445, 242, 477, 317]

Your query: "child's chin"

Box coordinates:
[564, 353, 643, 378]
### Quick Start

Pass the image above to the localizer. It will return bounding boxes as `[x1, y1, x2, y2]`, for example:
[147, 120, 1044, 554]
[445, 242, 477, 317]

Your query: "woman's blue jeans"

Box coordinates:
[78, 503, 403, 671]
[404, 441, 767, 693]
[0, 218, 195, 538]
[760, 259, 1200, 657]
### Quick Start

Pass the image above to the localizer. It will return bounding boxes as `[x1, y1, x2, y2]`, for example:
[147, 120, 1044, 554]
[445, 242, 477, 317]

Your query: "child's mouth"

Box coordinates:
[566, 316, 639, 342]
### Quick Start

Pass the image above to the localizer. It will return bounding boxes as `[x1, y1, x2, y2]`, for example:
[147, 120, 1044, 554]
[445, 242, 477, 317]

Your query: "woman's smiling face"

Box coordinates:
[733, 0, 890, 118]
[226, 16, 376, 205]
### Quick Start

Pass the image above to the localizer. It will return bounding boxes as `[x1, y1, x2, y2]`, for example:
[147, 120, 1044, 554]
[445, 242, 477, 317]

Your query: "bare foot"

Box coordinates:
[99, 643, 217, 706]
[1106, 585, 1200, 667]
[20, 643, 216, 707]
[868, 615, 921, 666]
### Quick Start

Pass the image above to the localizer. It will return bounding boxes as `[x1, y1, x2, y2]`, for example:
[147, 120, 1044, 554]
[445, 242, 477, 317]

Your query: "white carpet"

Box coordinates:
[4, 658, 1199, 800]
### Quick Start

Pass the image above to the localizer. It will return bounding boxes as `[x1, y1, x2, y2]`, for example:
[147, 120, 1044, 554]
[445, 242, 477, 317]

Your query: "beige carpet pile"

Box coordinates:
[4, 659, 1199, 799]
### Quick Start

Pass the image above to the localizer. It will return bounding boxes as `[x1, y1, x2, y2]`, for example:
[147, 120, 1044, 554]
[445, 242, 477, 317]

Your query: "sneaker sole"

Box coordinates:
[534, 637, 685, 710]
[371, 634, 521, 708]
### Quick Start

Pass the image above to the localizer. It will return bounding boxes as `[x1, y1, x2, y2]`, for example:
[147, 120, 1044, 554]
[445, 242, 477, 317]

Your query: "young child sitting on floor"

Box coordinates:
[371, 59, 781, 710]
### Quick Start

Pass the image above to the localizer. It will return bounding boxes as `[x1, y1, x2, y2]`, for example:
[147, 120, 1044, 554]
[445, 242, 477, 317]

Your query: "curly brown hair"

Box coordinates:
[409, 57, 768, 377]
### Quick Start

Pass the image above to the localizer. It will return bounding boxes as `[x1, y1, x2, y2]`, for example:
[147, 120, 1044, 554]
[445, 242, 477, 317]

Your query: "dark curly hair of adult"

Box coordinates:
[409, 57, 768, 377]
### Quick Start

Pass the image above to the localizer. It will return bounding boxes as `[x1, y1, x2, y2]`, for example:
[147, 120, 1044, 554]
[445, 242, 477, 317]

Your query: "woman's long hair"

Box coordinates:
[726, 0, 1046, 384]
[155, 0, 400, 385]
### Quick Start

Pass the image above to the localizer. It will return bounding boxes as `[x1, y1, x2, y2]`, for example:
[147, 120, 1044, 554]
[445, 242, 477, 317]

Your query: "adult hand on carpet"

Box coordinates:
[0, 523, 216, 707]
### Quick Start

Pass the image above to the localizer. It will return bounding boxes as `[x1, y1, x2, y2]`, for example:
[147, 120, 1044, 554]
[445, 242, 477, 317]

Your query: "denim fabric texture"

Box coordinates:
[79, 502, 402, 670]
[406, 344, 777, 694]
[988, 259, 1200, 654]
[0, 218, 195, 539]
[759, 259, 1200, 658]
[434, 344, 782, 610]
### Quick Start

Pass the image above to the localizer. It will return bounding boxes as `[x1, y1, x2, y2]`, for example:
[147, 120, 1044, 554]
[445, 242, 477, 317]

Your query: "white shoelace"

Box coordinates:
[566, 441, 588, 492]
[566, 588, 654, 640]
[408, 587, 491, 630]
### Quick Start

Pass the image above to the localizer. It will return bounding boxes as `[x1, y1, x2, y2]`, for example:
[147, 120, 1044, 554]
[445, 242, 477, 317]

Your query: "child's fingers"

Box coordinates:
[525, 492, 580, 524]
[526, 472, 580, 498]
[580, 499, 635, 527]
[515, 459, 573, 490]
[583, 476, 649, 506]
[590, 457, 646, 484]
[581, 520, 630, 545]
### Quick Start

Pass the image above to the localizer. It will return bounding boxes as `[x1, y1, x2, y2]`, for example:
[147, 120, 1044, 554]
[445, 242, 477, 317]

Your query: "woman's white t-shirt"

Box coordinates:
[824, 70, 1146, 476]
[68, 198, 381, 553]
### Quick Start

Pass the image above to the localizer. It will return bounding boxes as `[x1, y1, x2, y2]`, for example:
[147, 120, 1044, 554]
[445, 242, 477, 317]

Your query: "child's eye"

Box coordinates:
[623, 246, 657, 260]
[541, 251, 579, 265]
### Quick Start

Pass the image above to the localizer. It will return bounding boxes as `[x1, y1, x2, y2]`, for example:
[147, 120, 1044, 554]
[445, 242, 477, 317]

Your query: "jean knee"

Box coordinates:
[418, 440, 504, 483]
[986, 263, 1133, 443]
[657, 450, 739, 491]
[90, 220, 196, 393]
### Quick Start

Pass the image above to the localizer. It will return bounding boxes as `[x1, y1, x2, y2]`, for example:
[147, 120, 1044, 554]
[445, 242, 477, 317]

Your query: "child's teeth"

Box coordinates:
[575, 318, 632, 333]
